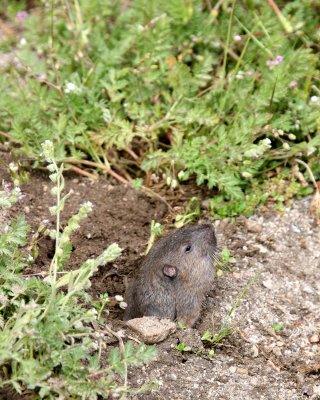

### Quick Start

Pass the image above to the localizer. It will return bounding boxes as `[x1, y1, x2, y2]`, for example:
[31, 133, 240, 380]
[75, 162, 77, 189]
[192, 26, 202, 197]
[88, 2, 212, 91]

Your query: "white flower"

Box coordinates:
[9, 162, 18, 172]
[20, 38, 27, 46]
[262, 138, 271, 146]
[115, 295, 124, 302]
[288, 134, 296, 140]
[310, 96, 319, 103]
[64, 82, 82, 95]
[283, 142, 290, 150]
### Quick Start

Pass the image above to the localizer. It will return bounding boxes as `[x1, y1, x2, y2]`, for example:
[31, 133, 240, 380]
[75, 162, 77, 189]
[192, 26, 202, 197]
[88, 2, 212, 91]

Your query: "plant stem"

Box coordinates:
[222, 0, 236, 78]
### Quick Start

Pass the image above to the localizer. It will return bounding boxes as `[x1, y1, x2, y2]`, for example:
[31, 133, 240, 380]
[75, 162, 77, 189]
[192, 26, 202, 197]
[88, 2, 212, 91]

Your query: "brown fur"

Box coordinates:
[123, 224, 217, 327]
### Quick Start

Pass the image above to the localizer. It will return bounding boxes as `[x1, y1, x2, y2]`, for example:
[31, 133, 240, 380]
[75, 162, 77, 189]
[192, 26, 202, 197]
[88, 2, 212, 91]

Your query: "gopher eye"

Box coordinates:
[185, 245, 192, 253]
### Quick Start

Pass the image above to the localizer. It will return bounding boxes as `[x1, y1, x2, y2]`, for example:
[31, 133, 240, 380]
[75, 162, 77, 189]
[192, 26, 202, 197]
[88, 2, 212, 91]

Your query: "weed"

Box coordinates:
[145, 220, 163, 254]
[176, 342, 192, 353]
[174, 197, 201, 228]
[202, 273, 259, 348]
[272, 322, 283, 332]
[215, 247, 236, 276]
[0, 141, 156, 399]
[0, 1, 319, 216]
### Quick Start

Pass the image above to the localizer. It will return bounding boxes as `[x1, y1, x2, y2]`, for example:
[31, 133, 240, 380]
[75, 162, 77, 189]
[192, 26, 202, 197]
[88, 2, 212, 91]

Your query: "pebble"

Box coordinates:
[126, 316, 176, 344]
[169, 373, 177, 381]
[251, 345, 259, 357]
[237, 368, 248, 375]
[309, 333, 319, 344]
[246, 220, 263, 233]
[262, 279, 273, 289]
[272, 347, 282, 357]
[296, 374, 304, 385]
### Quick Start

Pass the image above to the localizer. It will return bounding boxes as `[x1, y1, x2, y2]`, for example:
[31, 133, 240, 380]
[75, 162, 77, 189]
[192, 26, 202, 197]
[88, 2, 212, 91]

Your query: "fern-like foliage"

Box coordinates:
[0, 0, 320, 202]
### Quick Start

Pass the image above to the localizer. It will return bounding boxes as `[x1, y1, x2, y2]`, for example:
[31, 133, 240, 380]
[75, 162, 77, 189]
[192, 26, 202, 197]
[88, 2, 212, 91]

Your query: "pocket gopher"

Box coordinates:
[123, 224, 217, 327]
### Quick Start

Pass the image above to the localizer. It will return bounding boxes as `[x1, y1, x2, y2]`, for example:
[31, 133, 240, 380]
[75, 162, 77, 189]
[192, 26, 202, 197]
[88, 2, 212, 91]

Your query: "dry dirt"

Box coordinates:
[1, 151, 320, 400]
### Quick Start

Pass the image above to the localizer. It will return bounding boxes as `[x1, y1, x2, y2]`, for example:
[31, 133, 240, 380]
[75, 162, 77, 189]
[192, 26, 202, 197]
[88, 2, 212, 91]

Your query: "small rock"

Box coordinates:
[262, 279, 273, 289]
[125, 317, 176, 344]
[177, 328, 204, 351]
[255, 244, 268, 254]
[251, 344, 259, 358]
[296, 373, 304, 385]
[229, 366, 237, 373]
[169, 373, 177, 381]
[24, 206, 30, 214]
[246, 220, 263, 233]
[272, 346, 282, 357]
[237, 367, 248, 375]
[309, 333, 320, 344]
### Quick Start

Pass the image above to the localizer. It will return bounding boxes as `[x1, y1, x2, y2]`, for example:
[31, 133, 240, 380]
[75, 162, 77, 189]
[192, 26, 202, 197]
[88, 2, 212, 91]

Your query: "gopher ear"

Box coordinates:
[163, 265, 177, 278]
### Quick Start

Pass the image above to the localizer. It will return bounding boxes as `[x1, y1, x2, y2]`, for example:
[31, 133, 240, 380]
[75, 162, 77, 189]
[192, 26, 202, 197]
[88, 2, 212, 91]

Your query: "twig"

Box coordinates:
[267, 0, 293, 33]
[125, 147, 139, 161]
[64, 158, 130, 185]
[295, 159, 318, 191]
[127, 335, 142, 344]
[0, 131, 13, 140]
[104, 324, 128, 392]
[104, 324, 125, 352]
[67, 165, 97, 180]
[142, 185, 172, 211]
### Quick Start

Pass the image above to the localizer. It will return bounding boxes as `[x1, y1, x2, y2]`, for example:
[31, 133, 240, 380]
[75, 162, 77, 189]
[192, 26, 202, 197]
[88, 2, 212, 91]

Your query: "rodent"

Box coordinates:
[123, 223, 217, 327]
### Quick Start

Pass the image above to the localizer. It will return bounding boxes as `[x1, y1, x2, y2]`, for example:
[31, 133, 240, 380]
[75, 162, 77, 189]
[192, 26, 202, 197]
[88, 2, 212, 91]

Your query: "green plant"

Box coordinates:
[145, 220, 163, 254]
[272, 322, 283, 332]
[0, 0, 320, 216]
[0, 141, 156, 399]
[175, 342, 192, 353]
[215, 247, 236, 276]
[174, 197, 201, 228]
[202, 273, 259, 347]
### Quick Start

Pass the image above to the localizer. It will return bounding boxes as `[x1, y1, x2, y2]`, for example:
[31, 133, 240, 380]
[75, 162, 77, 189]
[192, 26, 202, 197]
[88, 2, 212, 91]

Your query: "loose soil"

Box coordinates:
[1, 151, 320, 400]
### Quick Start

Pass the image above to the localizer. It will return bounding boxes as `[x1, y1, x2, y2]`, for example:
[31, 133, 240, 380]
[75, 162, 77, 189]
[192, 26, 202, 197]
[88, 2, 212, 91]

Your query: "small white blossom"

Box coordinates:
[288, 134, 296, 140]
[310, 96, 319, 103]
[115, 295, 124, 302]
[64, 82, 83, 95]
[262, 138, 272, 146]
[242, 171, 253, 178]
[283, 142, 290, 150]
[236, 70, 245, 80]
[20, 37, 27, 46]
[119, 301, 127, 309]
[9, 162, 18, 172]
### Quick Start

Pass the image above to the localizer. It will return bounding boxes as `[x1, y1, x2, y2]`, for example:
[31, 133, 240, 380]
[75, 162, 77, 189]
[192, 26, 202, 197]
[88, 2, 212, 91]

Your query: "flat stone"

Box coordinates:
[245, 220, 263, 233]
[126, 316, 176, 344]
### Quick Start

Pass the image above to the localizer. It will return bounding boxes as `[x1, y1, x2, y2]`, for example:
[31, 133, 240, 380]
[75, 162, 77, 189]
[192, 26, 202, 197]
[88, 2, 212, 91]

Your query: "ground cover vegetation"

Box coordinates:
[1, 0, 320, 398]
[0, 141, 156, 398]
[0, 0, 320, 216]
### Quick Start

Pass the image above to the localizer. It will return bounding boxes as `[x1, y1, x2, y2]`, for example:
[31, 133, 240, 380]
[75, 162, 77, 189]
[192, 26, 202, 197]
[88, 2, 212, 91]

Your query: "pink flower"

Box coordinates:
[274, 55, 283, 65]
[289, 81, 298, 88]
[233, 35, 242, 42]
[16, 10, 28, 22]
[266, 55, 284, 68]
[3, 182, 11, 193]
